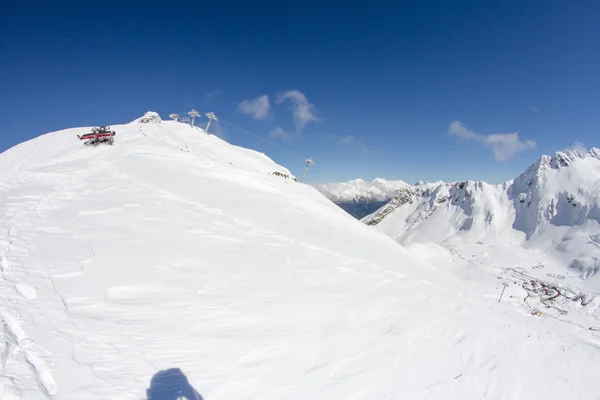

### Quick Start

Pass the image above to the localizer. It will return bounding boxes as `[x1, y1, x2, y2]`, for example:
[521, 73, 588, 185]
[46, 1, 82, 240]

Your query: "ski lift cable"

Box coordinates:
[218, 118, 329, 171]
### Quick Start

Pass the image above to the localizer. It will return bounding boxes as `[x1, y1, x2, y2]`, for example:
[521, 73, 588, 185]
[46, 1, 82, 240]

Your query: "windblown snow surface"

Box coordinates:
[1, 113, 600, 399]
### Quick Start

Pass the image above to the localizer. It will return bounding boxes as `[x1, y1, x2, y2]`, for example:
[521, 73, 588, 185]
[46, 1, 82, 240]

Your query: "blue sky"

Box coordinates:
[1, 1, 599, 184]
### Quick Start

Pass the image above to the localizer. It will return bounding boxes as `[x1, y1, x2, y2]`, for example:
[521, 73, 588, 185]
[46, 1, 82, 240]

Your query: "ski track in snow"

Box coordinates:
[0, 118, 599, 399]
[0, 172, 72, 398]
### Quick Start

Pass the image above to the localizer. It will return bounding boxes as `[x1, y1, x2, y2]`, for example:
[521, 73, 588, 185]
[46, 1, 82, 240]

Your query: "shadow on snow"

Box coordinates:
[146, 368, 203, 400]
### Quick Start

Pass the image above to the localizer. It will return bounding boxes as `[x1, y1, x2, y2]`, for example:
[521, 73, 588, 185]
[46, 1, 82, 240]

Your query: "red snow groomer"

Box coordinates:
[77, 126, 116, 146]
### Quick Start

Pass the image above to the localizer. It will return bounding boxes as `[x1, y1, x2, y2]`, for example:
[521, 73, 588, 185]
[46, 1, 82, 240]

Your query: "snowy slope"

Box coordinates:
[1, 114, 600, 399]
[364, 149, 600, 290]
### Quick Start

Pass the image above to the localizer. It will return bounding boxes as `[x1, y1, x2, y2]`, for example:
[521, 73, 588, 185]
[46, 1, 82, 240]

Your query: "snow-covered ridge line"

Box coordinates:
[312, 178, 418, 219]
[366, 147, 600, 225]
[313, 178, 410, 202]
[365, 147, 600, 284]
[541, 147, 600, 168]
[313, 177, 452, 219]
[0, 111, 295, 181]
[318, 148, 600, 207]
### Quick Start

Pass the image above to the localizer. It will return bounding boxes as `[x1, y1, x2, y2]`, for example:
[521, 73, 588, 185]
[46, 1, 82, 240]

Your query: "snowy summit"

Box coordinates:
[364, 148, 600, 280]
[0, 113, 599, 399]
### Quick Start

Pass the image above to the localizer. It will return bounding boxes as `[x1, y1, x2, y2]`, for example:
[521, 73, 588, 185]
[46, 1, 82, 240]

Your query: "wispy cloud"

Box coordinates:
[448, 121, 478, 140]
[238, 95, 271, 120]
[268, 126, 292, 140]
[338, 135, 355, 146]
[338, 134, 371, 155]
[276, 90, 319, 132]
[563, 140, 587, 154]
[528, 105, 540, 113]
[449, 121, 536, 162]
[204, 89, 222, 100]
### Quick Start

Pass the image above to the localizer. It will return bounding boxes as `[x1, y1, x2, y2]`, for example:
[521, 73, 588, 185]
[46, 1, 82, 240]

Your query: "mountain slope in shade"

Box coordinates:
[365, 148, 600, 288]
[1, 114, 600, 399]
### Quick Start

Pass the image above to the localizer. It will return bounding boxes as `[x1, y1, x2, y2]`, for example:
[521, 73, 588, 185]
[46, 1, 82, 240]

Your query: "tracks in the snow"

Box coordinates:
[0, 172, 73, 398]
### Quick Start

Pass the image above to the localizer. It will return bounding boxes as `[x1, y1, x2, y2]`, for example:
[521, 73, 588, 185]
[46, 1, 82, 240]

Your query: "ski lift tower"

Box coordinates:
[188, 109, 199, 127]
[205, 112, 218, 134]
[300, 158, 314, 183]
[169, 113, 179, 122]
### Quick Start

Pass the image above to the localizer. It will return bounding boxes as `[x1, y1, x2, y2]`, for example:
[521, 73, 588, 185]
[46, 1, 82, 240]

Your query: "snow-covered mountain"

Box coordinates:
[314, 178, 410, 202]
[1, 113, 600, 399]
[365, 148, 600, 289]
[313, 178, 410, 218]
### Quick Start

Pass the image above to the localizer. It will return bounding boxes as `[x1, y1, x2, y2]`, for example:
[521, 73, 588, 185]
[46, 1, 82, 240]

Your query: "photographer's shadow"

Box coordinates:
[146, 368, 203, 400]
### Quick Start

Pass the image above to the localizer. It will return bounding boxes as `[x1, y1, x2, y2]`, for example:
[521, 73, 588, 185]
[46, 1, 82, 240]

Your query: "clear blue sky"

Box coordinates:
[1, 1, 599, 183]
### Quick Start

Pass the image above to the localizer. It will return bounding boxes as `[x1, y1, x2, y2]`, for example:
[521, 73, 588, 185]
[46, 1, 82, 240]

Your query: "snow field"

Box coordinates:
[0, 114, 599, 398]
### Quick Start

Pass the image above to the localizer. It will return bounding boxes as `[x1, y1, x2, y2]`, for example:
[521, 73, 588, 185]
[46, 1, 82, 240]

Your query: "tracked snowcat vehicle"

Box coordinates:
[77, 126, 116, 146]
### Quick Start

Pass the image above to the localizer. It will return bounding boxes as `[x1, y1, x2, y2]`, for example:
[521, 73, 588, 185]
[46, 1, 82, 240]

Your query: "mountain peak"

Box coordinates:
[134, 111, 162, 124]
[536, 147, 600, 170]
[364, 147, 600, 282]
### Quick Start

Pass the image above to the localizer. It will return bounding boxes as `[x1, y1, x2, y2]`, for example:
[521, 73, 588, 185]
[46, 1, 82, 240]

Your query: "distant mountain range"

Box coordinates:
[355, 149, 600, 284]
[313, 178, 446, 219]
[313, 178, 408, 218]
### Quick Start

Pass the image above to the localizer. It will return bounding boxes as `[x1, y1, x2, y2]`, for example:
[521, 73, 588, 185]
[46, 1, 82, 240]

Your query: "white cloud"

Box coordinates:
[238, 95, 271, 120]
[449, 121, 536, 162]
[528, 105, 540, 113]
[485, 133, 537, 162]
[268, 126, 292, 140]
[338, 135, 355, 146]
[276, 90, 319, 132]
[337, 134, 371, 155]
[563, 140, 587, 154]
[448, 121, 477, 140]
[204, 89, 222, 100]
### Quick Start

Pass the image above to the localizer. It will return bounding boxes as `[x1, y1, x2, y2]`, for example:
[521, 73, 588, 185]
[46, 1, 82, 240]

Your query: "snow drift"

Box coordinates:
[1, 113, 600, 399]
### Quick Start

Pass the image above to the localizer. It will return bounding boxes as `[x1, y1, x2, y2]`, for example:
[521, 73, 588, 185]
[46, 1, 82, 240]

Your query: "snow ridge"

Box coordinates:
[135, 111, 162, 124]
[312, 178, 412, 219]
[366, 148, 600, 284]
[313, 178, 409, 202]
